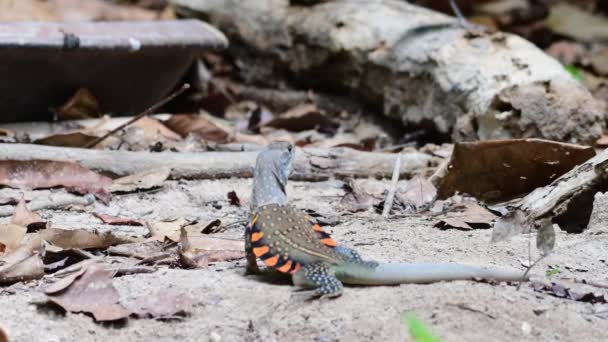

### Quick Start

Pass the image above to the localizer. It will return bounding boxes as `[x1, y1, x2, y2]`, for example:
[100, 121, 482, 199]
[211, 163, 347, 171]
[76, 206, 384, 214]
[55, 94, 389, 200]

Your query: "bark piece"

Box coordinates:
[492, 148, 608, 241]
[172, 0, 604, 144]
[432, 139, 596, 202]
[587, 192, 608, 233]
[0, 144, 438, 181]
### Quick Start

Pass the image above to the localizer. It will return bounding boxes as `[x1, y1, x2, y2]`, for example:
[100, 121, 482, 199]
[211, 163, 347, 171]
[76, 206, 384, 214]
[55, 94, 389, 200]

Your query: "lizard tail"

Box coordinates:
[338, 263, 528, 286]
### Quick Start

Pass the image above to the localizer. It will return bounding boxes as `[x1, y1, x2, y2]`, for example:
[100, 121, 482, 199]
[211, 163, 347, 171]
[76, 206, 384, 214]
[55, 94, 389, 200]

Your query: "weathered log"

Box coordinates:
[172, 0, 604, 144]
[0, 144, 437, 181]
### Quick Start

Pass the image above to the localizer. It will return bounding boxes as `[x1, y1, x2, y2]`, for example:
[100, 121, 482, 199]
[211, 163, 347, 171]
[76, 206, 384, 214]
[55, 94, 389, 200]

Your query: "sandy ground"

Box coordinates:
[0, 178, 607, 342]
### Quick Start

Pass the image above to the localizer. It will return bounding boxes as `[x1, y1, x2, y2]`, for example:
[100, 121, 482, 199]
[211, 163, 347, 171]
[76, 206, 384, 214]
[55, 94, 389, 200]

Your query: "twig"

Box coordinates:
[0, 193, 94, 217]
[110, 266, 157, 276]
[83, 83, 190, 148]
[382, 152, 402, 218]
[446, 303, 496, 320]
[73, 249, 97, 260]
[135, 252, 174, 266]
[448, 0, 477, 30]
[561, 278, 608, 290]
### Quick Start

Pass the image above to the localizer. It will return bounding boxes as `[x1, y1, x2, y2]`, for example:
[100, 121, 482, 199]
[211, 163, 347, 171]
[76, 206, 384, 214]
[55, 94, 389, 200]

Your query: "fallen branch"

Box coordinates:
[0, 144, 438, 181]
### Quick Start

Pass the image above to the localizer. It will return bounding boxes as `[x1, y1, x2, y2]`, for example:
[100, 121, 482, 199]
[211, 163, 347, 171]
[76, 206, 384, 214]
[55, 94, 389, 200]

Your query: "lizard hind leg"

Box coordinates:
[333, 245, 363, 261]
[291, 262, 343, 300]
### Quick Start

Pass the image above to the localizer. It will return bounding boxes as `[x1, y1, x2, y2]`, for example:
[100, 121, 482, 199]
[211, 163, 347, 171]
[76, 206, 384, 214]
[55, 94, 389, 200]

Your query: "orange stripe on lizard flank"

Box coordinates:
[312, 224, 324, 232]
[264, 255, 279, 267]
[253, 246, 270, 257]
[321, 238, 337, 247]
[276, 260, 293, 273]
[289, 263, 302, 274]
[251, 232, 264, 242]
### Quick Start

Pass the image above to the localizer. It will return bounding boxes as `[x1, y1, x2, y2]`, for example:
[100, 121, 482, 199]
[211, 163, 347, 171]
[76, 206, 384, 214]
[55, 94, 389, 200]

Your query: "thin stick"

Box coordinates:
[382, 152, 402, 218]
[448, 0, 478, 30]
[83, 83, 190, 148]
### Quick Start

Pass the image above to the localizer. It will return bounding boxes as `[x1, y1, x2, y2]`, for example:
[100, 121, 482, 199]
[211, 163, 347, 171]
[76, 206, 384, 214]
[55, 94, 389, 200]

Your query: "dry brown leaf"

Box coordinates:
[432, 139, 595, 202]
[108, 167, 171, 193]
[547, 3, 608, 42]
[44, 260, 97, 294]
[0, 325, 8, 342]
[0, 236, 44, 284]
[262, 104, 338, 133]
[397, 176, 437, 209]
[129, 290, 193, 319]
[40, 228, 132, 249]
[0, 224, 27, 254]
[57, 88, 102, 121]
[93, 213, 144, 226]
[0, 160, 112, 202]
[233, 132, 269, 146]
[164, 114, 230, 143]
[149, 218, 191, 241]
[491, 209, 532, 242]
[34, 132, 100, 148]
[10, 197, 44, 229]
[106, 240, 171, 259]
[178, 227, 243, 268]
[435, 202, 497, 230]
[45, 263, 130, 321]
[0, 0, 56, 21]
[339, 180, 382, 213]
[131, 117, 182, 141]
[0, 254, 44, 284]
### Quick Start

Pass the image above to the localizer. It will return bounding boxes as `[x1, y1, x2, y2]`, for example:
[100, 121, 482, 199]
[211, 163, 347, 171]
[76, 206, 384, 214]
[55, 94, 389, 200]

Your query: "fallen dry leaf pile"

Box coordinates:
[0, 159, 244, 324]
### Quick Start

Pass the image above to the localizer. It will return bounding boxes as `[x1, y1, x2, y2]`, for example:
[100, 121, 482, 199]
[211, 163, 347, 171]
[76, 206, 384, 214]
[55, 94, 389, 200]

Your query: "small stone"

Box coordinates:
[521, 322, 532, 335]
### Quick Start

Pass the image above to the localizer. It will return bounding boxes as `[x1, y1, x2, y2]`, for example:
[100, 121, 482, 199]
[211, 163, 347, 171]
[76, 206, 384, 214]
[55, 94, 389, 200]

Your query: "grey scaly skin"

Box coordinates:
[245, 142, 528, 298]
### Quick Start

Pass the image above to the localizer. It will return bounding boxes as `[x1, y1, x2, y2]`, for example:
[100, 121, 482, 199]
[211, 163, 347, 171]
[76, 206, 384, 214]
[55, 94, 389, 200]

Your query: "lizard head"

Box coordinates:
[251, 141, 295, 210]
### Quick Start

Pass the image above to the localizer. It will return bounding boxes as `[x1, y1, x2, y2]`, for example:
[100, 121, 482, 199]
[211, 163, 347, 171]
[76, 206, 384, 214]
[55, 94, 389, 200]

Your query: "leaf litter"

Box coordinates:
[10, 196, 45, 230]
[0, 160, 112, 202]
[178, 227, 243, 269]
[45, 262, 131, 322]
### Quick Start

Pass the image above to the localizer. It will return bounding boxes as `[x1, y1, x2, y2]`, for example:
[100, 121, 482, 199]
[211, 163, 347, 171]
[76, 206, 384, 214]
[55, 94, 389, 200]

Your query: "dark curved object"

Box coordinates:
[0, 20, 227, 122]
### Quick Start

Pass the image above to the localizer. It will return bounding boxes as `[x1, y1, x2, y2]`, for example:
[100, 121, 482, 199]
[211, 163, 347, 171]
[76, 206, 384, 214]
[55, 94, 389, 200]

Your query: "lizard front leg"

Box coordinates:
[291, 262, 343, 299]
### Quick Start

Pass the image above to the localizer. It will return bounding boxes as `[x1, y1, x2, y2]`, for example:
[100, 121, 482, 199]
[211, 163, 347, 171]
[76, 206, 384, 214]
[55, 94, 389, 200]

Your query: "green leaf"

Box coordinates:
[402, 312, 442, 342]
[546, 266, 561, 277]
[564, 65, 584, 81]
